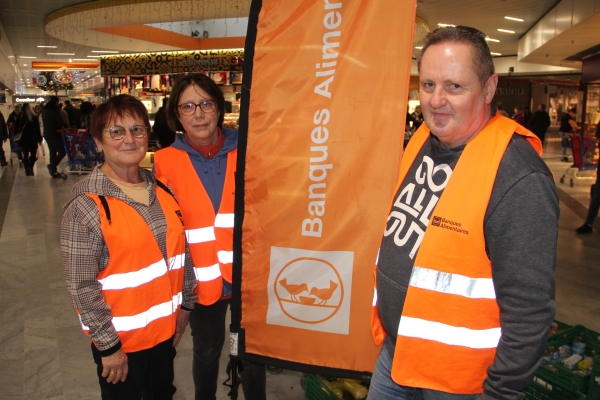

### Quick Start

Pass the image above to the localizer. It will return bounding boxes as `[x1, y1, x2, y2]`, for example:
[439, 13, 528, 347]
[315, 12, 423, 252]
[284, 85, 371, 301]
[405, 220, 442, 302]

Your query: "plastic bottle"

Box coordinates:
[340, 378, 369, 399]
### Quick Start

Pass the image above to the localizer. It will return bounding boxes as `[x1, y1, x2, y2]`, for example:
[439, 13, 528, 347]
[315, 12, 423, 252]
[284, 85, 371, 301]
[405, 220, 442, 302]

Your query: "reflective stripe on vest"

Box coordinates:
[371, 115, 542, 394]
[155, 146, 237, 305]
[81, 186, 186, 353]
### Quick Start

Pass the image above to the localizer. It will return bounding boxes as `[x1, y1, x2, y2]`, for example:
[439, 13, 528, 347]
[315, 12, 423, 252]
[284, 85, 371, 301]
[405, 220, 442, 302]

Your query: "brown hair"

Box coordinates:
[89, 94, 150, 142]
[417, 25, 495, 87]
[166, 74, 225, 132]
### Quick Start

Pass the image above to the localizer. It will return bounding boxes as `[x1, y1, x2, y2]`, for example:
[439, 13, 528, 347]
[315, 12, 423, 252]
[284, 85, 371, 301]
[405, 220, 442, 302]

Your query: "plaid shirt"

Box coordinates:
[61, 167, 197, 352]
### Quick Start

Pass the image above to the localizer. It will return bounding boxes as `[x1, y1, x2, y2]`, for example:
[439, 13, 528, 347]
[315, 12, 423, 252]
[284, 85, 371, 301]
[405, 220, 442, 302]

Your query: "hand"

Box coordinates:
[173, 309, 191, 347]
[101, 348, 128, 384]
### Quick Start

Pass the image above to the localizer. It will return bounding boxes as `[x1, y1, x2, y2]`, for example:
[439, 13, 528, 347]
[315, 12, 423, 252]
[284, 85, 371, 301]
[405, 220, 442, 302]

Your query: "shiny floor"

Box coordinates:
[0, 129, 598, 399]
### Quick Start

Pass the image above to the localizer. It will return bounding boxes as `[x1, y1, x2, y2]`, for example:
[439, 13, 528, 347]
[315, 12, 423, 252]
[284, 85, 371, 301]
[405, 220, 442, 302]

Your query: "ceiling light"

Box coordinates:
[23, 64, 27, 66]
[497, 29, 515, 34]
[91, 50, 119, 53]
[485, 37, 500, 43]
[69, 58, 72, 62]
[18, 56, 37, 59]
[95, 71, 98, 73]
[37, 45, 58, 48]
[415, 46, 423, 49]
[438, 23, 456, 27]
[87, 55, 101, 58]
[47, 52, 75, 55]
[504, 16, 524, 22]
[71, 58, 92, 61]
[8, 55, 14, 58]
[490, 52, 502, 56]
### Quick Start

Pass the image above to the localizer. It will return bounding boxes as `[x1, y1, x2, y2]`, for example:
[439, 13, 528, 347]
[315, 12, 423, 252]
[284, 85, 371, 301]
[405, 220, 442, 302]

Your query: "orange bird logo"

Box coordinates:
[278, 278, 308, 302]
[309, 280, 339, 305]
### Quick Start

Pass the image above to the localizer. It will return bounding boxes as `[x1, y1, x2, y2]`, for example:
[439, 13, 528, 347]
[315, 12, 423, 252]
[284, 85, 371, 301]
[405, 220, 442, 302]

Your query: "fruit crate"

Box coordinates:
[588, 357, 600, 400]
[303, 374, 341, 400]
[548, 320, 572, 341]
[524, 375, 586, 400]
[537, 325, 600, 394]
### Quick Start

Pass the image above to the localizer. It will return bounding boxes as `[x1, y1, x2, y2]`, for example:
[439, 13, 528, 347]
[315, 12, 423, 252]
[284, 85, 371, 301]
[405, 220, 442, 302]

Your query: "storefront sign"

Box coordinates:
[100, 49, 244, 76]
[13, 95, 49, 103]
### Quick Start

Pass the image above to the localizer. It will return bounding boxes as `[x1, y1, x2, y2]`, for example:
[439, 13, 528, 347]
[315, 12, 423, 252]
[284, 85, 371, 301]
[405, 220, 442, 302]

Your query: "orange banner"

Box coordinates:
[240, 0, 416, 373]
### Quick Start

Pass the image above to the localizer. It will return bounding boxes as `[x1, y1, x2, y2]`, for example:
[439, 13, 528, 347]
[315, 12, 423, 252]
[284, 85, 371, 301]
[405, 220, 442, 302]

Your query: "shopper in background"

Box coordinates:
[58, 102, 70, 128]
[527, 104, 552, 147]
[495, 101, 509, 117]
[34, 104, 46, 157]
[154, 74, 266, 400]
[77, 101, 95, 130]
[14, 103, 42, 176]
[575, 123, 600, 234]
[512, 106, 525, 126]
[411, 105, 424, 131]
[369, 26, 558, 400]
[559, 108, 579, 162]
[64, 100, 78, 128]
[43, 96, 68, 179]
[61, 94, 197, 399]
[153, 97, 177, 148]
[7, 105, 23, 163]
[0, 111, 8, 167]
[523, 105, 533, 126]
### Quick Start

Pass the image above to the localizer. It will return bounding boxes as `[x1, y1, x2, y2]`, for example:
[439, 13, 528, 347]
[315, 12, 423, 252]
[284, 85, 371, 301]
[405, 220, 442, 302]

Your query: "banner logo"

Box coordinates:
[267, 247, 353, 334]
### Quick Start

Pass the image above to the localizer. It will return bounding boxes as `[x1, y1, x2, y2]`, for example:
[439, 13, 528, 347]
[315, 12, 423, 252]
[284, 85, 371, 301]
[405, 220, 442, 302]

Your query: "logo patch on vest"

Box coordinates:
[432, 216, 469, 235]
[175, 210, 184, 225]
[266, 247, 354, 334]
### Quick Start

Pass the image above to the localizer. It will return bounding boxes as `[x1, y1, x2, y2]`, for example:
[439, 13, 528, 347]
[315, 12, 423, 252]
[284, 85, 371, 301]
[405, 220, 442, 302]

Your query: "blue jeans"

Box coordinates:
[559, 131, 569, 156]
[368, 337, 480, 400]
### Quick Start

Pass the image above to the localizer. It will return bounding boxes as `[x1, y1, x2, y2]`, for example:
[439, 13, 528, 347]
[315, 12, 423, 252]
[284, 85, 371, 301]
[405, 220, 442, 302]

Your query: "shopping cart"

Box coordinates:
[559, 133, 599, 187]
[8, 128, 23, 166]
[61, 128, 104, 174]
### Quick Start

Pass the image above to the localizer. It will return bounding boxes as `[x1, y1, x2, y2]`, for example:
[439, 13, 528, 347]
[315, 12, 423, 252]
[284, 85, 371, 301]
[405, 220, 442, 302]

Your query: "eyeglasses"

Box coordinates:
[178, 100, 217, 115]
[102, 124, 148, 140]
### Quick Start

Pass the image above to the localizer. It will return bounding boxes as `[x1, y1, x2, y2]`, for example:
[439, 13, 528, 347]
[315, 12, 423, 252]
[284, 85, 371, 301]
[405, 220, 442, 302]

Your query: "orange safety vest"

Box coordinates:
[371, 115, 542, 394]
[79, 185, 186, 353]
[154, 147, 236, 305]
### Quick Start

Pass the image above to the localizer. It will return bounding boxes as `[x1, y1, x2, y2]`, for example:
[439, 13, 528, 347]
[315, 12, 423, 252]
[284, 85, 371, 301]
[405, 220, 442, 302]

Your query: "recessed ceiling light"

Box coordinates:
[485, 37, 500, 43]
[415, 46, 423, 49]
[87, 55, 101, 58]
[504, 16, 524, 22]
[438, 23, 456, 27]
[95, 71, 98, 73]
[47, 52, 75, 55]
[37, 45, 58, 48]
[8, 55, 14, 58]
[497, 29, 515, 34]
[72, 58, 93, 61]
[91, 50, 119, 53]
[18, 56, 37, 59]
[490, 52, 502, 56]
[23, 64, 26, 66]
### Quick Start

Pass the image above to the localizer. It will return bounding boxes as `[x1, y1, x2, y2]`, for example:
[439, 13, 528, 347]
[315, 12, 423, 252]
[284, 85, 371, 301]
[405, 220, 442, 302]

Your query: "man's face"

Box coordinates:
[419, 42, 497, 148]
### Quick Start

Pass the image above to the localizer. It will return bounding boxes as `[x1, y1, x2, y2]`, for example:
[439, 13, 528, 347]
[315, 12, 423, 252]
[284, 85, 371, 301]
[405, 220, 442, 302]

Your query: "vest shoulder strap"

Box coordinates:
[155, 179, 177, 203]
[98, 195, 111, 224]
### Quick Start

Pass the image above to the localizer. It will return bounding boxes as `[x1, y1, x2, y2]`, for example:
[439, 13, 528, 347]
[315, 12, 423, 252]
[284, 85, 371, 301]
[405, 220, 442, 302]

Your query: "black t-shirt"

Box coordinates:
[559, 113, 574, 132]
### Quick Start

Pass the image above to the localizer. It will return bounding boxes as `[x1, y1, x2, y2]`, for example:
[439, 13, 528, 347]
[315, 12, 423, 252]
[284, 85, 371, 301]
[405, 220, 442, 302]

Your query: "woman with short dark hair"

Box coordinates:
[62, 94, 197, 399]
[14, 103, 42, 176]
[154, 74, 266, 400]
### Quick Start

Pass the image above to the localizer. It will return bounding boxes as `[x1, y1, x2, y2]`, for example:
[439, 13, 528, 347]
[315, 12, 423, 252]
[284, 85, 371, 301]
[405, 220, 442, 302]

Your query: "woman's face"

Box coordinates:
[94, 113, 148, 170]
[34, 106, 41, 114]
[177, 84, 220, 146]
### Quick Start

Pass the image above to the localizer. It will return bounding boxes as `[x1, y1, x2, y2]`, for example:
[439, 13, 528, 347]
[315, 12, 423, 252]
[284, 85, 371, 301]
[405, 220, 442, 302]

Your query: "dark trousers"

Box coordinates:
[189, 299, 266, 400]
[585, 157, 600, 225]
[44, 134, 66, 172]
[91, 337, 177, 400]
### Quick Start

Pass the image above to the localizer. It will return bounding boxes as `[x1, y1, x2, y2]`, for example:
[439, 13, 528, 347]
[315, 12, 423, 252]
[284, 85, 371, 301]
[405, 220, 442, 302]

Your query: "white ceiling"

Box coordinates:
[0, 0, 595, 92]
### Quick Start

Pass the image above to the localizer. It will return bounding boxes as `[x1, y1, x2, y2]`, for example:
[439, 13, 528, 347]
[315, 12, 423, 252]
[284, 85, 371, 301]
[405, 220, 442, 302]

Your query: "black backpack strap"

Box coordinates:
[155, 179, 178, 203]
[98, 195, 111, 225]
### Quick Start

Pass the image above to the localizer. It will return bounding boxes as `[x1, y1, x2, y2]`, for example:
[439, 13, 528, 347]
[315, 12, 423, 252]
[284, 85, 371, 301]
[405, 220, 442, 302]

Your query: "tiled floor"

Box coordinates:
[0, 128, 598, 399]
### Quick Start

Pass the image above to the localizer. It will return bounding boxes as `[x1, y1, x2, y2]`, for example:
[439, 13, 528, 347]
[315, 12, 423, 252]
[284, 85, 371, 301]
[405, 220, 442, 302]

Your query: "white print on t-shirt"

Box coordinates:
[383, 156, 452, 259]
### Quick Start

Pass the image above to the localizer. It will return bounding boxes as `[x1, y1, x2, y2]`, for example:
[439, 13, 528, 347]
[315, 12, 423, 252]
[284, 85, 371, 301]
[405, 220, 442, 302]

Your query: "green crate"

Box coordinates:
[539, 325, 600, 393]
[548, 320, 573, 341]
[524, 375, 586, 400]
[588, 355, 600, 400]
[304, 374, 341, 400]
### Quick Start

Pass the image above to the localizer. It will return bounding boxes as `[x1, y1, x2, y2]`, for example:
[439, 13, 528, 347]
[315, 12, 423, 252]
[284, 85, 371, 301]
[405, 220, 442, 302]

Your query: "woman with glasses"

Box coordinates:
[61, 94, 197, 399]
[154, 74, 266, 400]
